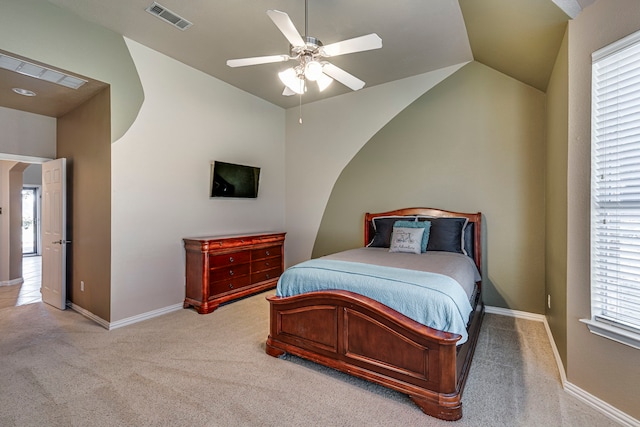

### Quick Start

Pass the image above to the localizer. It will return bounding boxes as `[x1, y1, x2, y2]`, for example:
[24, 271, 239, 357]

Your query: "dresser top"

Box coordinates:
[183, 231, 285, 245]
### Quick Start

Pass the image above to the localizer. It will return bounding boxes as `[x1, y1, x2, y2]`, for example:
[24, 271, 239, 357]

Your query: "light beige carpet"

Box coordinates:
[0, 291, 619, 426]
[0, 284, 22, 310]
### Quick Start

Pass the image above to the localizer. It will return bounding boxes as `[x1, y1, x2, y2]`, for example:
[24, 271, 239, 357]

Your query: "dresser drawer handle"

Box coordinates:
[229, 256, 234, 263]
[229, 270, 234, 276]
[265, 262, 270, 267]
[265, 250, 270, 256]
[266, 273, 270, 279]
[228, 283, 233, 289]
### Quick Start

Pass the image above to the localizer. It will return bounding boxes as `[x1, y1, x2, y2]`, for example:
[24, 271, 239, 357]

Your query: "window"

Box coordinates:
[585, 30, 640, 350]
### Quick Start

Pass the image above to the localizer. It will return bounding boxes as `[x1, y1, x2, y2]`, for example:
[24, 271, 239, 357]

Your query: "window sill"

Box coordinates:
[580, 318, 640, 350]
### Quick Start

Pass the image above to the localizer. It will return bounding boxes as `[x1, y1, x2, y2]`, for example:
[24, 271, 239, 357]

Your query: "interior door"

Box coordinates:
[41, 158, 67, 310]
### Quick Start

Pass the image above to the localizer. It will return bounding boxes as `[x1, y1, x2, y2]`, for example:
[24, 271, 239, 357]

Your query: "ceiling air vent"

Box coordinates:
[0, 53, 87, 89]
[145, 2, 193, 31]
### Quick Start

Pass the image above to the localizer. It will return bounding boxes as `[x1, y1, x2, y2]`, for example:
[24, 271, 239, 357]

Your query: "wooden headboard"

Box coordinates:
[364, 207, 482, 277]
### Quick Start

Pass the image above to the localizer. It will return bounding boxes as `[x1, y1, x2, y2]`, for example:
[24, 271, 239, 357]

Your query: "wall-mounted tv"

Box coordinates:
[210, 161, 260, 198]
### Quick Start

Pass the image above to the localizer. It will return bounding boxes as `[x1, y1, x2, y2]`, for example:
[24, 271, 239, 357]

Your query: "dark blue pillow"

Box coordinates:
[418, 217, 468, 254]
[367, 216, 416, 248]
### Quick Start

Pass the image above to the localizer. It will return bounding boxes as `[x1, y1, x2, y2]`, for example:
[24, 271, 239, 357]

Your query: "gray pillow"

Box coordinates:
[389, 227, 424, 254]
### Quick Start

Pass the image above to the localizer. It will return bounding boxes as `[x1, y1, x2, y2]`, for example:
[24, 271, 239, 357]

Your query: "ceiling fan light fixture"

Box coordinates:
[304, 60, 323, 81]
[226, 6, 382, 102]
[316, 73, 333, 92]
[278, 68, 304, 95]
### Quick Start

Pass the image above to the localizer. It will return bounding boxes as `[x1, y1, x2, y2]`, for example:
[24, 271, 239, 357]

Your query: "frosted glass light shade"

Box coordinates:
[304, 60, 323, 81]
[316, 73, 333, 92]
[278, 68, 304, 94]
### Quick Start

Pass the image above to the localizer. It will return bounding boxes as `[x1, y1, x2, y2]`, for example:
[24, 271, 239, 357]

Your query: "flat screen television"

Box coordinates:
[210, 161, 260, 198]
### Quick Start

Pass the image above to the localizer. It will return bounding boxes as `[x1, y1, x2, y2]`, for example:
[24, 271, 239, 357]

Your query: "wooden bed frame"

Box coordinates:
[265, 208, 484, 421]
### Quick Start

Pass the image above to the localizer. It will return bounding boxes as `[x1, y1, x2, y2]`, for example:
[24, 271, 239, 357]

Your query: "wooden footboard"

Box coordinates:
[266, 290, 484, 421]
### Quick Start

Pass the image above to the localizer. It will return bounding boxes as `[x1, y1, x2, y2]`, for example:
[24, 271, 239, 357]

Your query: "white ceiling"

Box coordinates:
[2, 0, 597, 116]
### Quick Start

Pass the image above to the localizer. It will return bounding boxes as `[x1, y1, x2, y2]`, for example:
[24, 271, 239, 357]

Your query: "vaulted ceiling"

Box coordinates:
[2, 0, 596, 116]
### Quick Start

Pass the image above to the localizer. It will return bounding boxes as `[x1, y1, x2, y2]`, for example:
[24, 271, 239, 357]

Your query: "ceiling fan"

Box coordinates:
[226, 2, 382, 97]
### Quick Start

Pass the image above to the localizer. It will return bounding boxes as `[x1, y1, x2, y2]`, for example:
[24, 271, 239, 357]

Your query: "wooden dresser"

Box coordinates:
[183, 232, 285, 314]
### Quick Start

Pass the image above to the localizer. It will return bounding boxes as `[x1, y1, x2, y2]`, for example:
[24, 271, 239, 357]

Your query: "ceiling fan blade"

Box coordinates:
[266, 10, 306, 48]
[226, 55, 290, 67]
[321, 33, 382, 57]
[322, 63, 365, 91]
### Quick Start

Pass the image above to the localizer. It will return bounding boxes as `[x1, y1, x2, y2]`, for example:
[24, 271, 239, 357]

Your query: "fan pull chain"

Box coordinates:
[299, 92, 303, 124]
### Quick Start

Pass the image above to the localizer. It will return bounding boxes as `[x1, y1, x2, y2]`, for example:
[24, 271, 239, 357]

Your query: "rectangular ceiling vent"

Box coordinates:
[0, 53, 87, 89]
[145, 2, 193, 31]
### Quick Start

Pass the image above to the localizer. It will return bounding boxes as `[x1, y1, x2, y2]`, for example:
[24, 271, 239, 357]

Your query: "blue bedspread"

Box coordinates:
[276, 259, 473, 345]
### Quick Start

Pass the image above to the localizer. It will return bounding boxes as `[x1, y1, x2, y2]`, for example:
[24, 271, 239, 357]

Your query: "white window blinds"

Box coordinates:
[591, 30, 640, 342]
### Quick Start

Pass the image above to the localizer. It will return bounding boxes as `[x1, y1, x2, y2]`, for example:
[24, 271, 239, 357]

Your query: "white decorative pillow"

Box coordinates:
[389, 227, 425, 254]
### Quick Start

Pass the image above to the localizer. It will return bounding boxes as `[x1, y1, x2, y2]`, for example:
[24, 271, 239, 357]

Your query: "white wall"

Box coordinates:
[284, 63, 467, 267]
[110, 39, 285, 322]
[0, 106, 56, 159]
[0, 108, 53, 283]
[22, 164, 42, 186]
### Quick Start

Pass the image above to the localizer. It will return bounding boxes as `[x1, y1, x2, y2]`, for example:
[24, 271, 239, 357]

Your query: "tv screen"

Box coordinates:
[211, 161, 260, 198]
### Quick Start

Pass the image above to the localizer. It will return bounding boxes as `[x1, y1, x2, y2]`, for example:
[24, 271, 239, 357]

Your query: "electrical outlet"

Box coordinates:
[81, 280, 85, 292]
[547, 294, 551, 309]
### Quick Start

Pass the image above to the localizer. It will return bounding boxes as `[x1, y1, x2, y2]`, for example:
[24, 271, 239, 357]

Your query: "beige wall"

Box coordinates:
[545, 29, 569, 368]
[0, 161, 16, 282]
[57, 88, 111, 321]
[8, 163, 28, 281]
[313, 61, 547, 313]
[566, 0, 640, 418]
[284, 64, 466, 268]
[0, 161, 28, 283]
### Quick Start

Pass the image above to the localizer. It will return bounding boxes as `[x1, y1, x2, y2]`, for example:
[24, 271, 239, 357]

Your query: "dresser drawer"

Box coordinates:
[209, 251, 250, 267]
[209, 275, 252, 296]
[252, 245, 281, 260]
[210, 263, 250, 282]
[253, 256, 282, 273]
[251, 267, 282, 283]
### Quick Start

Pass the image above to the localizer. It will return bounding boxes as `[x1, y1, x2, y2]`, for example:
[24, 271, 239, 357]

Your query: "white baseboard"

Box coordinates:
[564, 382, 639, 427]
[108, 303, 183, 330]
[0, 278, 24, 287]
[485, 305, 545, 322]
[541, 316, 568, 385]
[68, 302, 184, 331]
[67, 302, 109, 329]
[486, 305, 638, 427]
